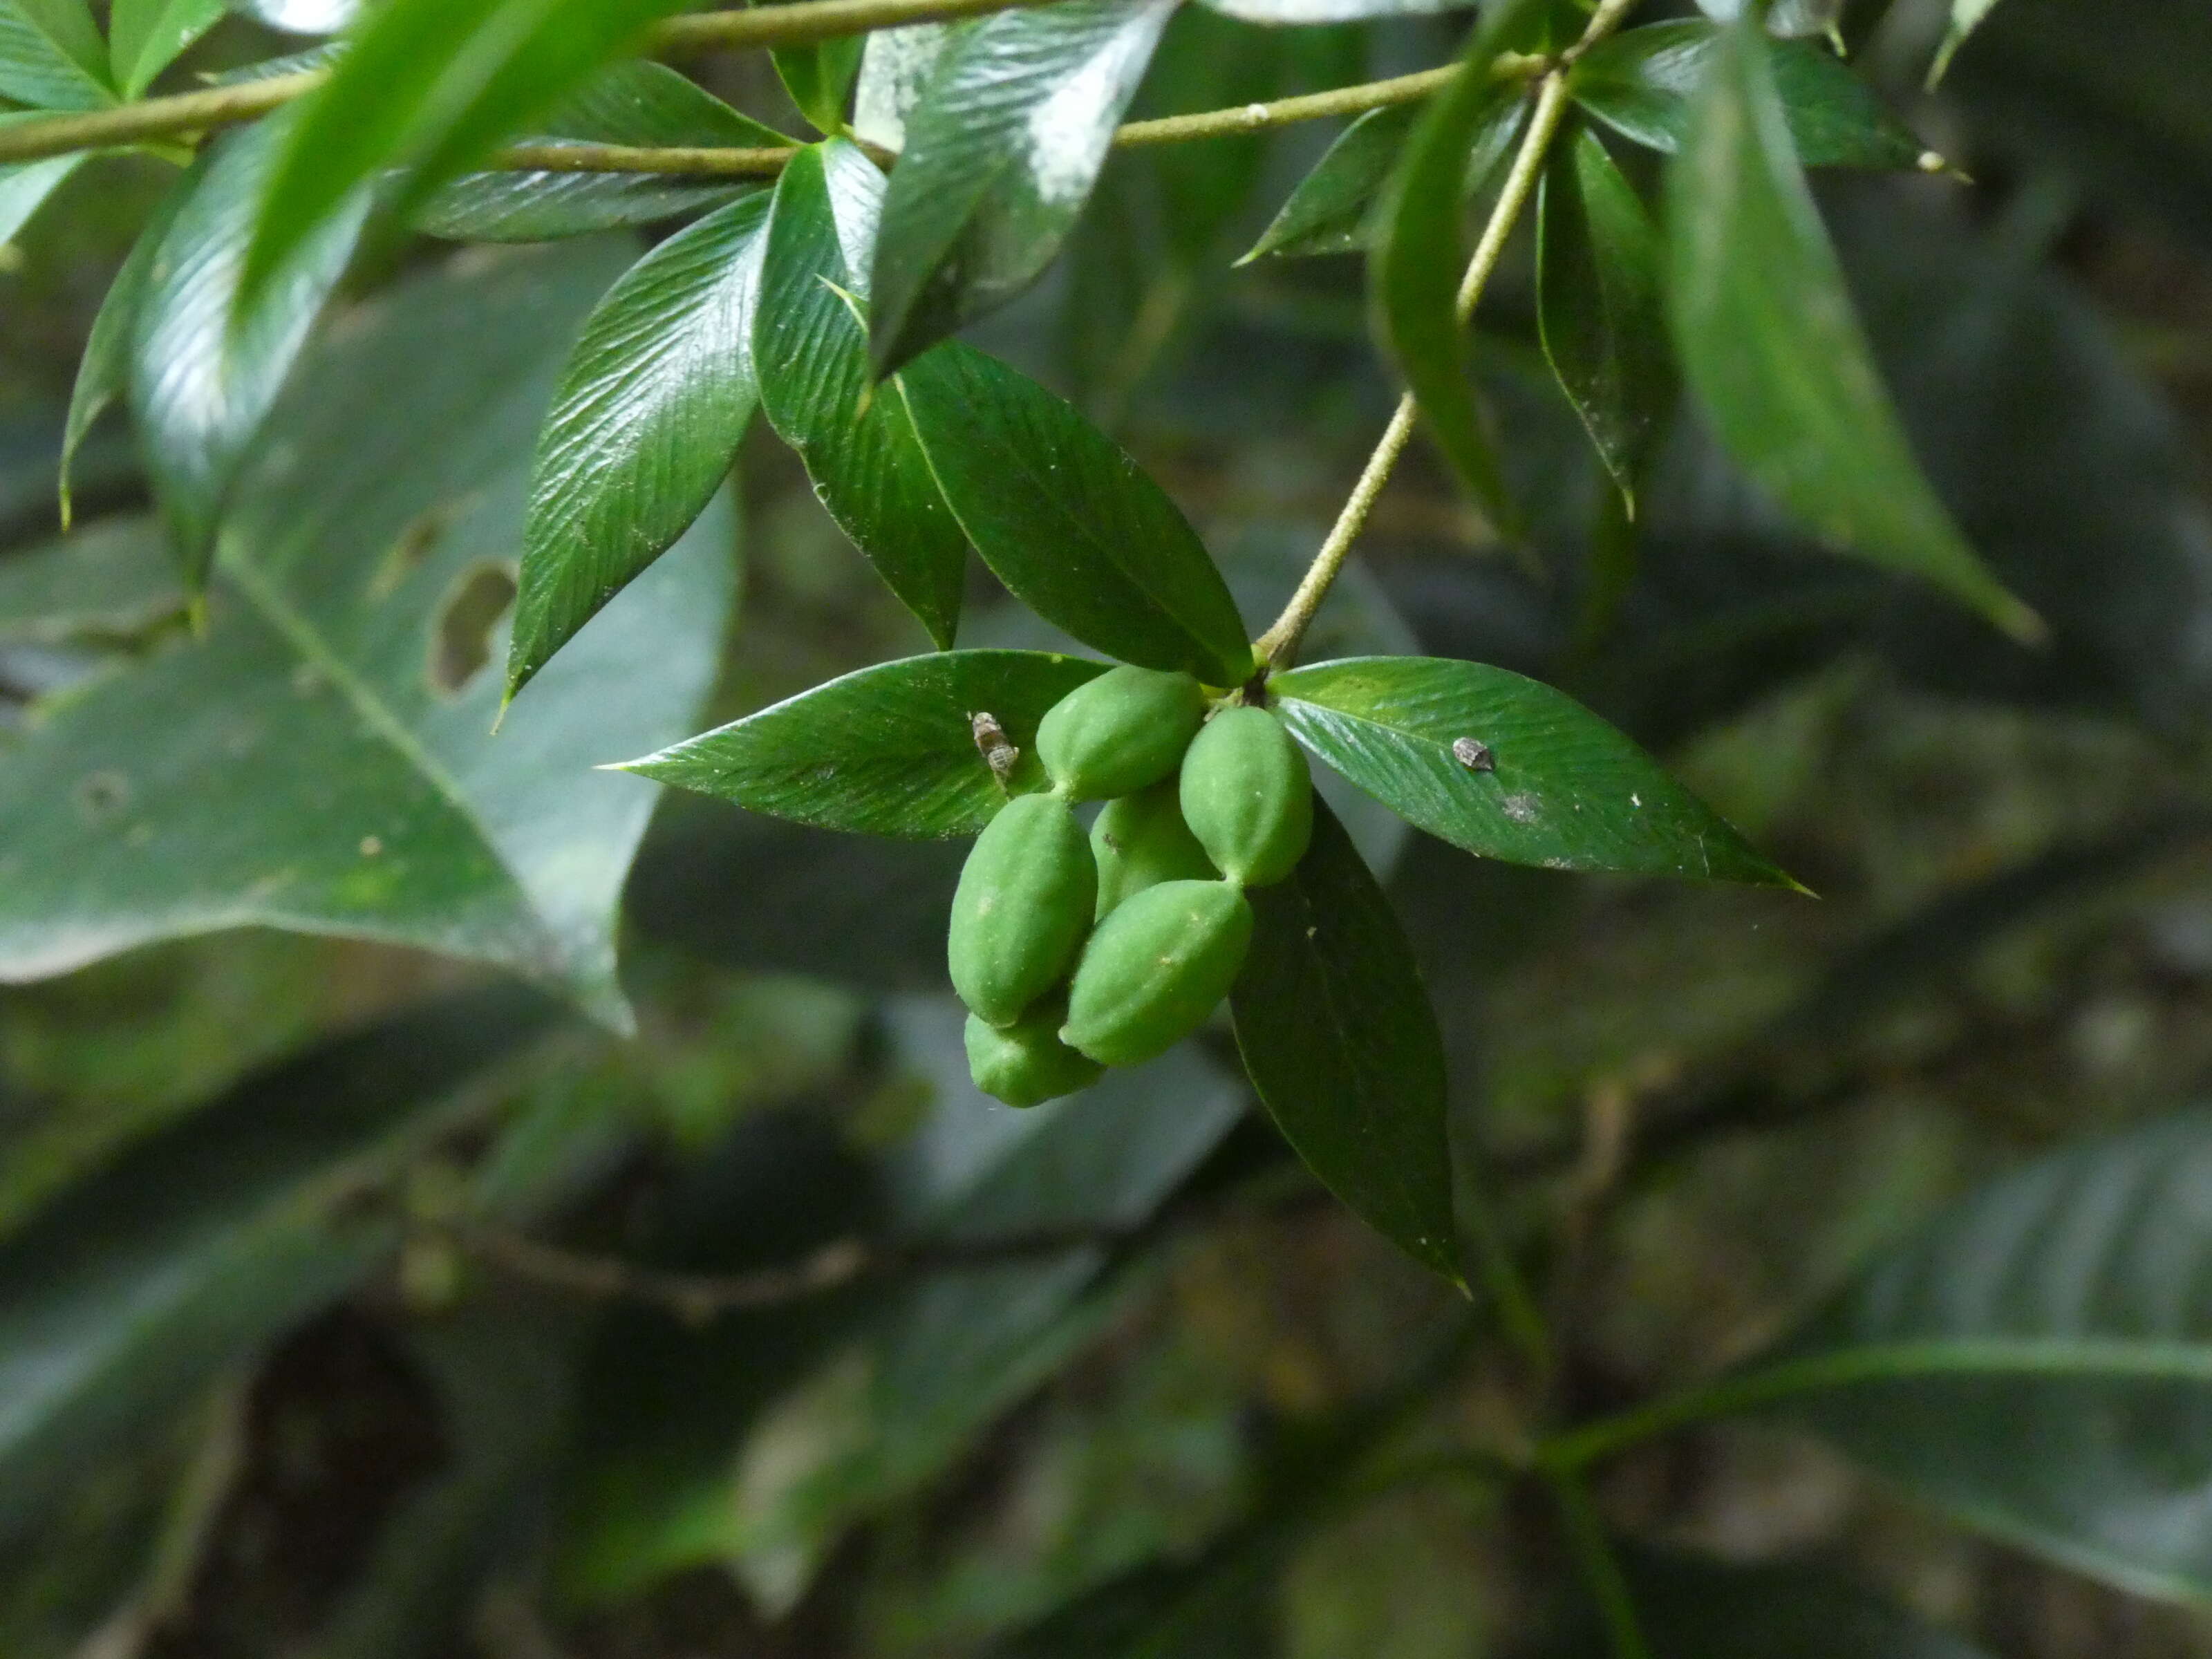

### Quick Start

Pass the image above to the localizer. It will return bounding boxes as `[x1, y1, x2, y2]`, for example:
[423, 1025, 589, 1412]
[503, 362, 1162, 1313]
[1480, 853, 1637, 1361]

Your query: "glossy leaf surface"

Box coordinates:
[1232, 798, 1456, 1282]
[867, 0, 1176, 376]
[2, 244, 735, 1027]
[417, 61, 788, 243]
[510, 192, 767, 702]
[756, 140, 969, 648]
[0, 987, 560, 1539]
[109, 0, 225, 95]
[1667, 21, 2039, 641]
[621, 650, 1107, 839]
[1240, 102, 1418, 262]
[1572, 22, 1926, 169]
[1273, 656, 1792, 885]
[61, 173, 183, 521]
[899, 344, 1253, 684]
[0, 0, 112, 109]
[1537, 126, 1674, 506]
[131, 118, 368, 587]
[242, 0, 685, 312]
[1369, 0, 1539, 533]
[1776, 1111, 2212, 1602]
[852, 18, 963, 149]
[773, 32, 863, 136]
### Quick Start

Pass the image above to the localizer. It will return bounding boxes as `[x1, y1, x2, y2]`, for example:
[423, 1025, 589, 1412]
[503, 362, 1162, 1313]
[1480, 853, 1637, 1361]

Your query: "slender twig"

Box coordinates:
[1544, 1468, 1654, 1659]
[493, 141, 797, 177]
[1114, 56, 1541, 149]
[1253, 70, 1574, 667]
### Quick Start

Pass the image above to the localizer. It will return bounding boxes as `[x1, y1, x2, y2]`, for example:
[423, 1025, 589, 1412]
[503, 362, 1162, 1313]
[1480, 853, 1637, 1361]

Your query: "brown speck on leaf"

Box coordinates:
[970, 711, 1019, 788]
[1452, 737, 1494, 772]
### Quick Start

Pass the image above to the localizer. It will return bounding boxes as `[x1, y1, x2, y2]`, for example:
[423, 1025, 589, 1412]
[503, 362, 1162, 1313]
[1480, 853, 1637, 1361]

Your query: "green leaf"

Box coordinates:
[240, 0, 686, 316]
[1694, 0, 1841, 37]
[773, 31, 863, 136]
[1197, 0, 1474, 21]
[0, 148, 84, 248]
[131, 115, 368, 588]
[1571, 23, 1928, 170]
[509, 191, 768, 703]
[721, 998, 1246, 1613]
[1764, 1111, 2212, 1604]
[231, 0, 359, 29]
[851, 18, 963, 149]
[1929, 0, 2003, 84]
[754, 139, 970, 648]
[621, 649, 1108, 838]
[1231, 798, 1456, 1282]
[1553, 1551, 1991, 1659]
[0, 986, 561, 1539]
[418, 61, 790, 243]
[1271, 655, 1795, 885]
[1536, 126, 1674, 509]
[62, 172, 185, 527]
[1, 243, 736, 1028]
[0, 0, 113, 110]
[897, 344, 1254, 684]
[1667, 20, 2041, 642]
[866, 0, 1177, 377]
[0, 516, 182, 641]
[109, 0, 227, 96]
[1369, 1, 1540, 536]
[1240, 103, 1418, 263]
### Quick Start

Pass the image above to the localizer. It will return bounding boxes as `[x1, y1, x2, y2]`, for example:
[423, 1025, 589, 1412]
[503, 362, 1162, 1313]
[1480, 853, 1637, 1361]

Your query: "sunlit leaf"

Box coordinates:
[1536, 126, 1674, 507]
[621, 650, 1108, 838]
[1232, 798, 1457, 1282]
[1666, 19, 2040, 641]
[1272, 655, 1795, 885]
[851, 17, 962, 149]
[867, 0, 1176, 376]
[755, 139, 970, 647]
[509, 192, 767, 702]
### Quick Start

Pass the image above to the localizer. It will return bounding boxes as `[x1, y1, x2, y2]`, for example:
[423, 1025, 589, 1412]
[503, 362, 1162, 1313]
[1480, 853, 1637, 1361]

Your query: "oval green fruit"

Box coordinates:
[965, 1000, 1102, 1107]
[1035, 665, 1209, 802]
[1179, 705, 1313, 887]
[947, 792, 1096, 1027]
[1061, 878, 1253, 1067]
[1091, 780, 1219, 919]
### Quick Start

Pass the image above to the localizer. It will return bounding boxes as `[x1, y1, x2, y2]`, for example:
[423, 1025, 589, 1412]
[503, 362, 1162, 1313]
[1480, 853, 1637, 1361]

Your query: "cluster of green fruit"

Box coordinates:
[951, 666, 1315, 1107]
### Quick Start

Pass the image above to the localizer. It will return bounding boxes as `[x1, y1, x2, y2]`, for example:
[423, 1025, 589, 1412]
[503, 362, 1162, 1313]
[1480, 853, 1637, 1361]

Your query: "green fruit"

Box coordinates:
[1061, 879, 1253, 1067]
[965, 1000, 1103, 1107]
[947, 792, 1096, 1027]
[1091, 780, 1219, 919]
[1179, 705, 1313, 888]
[1035, 665, 1209, 802]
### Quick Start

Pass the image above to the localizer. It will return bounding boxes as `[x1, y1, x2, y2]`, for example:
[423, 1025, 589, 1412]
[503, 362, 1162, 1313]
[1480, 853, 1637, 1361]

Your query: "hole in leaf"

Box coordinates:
[427, 561, 517, 697]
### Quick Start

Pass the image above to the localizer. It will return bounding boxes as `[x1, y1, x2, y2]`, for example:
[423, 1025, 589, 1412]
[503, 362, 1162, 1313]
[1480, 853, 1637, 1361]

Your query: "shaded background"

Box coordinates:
[9, 0, 2212, 1652]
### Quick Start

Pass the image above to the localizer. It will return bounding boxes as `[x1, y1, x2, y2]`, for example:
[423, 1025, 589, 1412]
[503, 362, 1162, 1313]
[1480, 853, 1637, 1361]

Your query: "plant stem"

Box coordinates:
[1545, 1468, 1653, 1659]
[1253, 68, 1573, 667]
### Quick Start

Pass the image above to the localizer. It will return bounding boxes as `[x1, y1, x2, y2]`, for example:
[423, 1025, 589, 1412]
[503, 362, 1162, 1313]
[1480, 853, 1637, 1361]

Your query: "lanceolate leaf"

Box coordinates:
[1370, 0, 1542, 535]
[1667, 20, 2040, 641]
[756, 139, 970, 648]
[1232, 798, 1457, 1283]
[510, 191, 768, 704]
[1536, 126, 1674, 507]
[109, 0, 227, 96]
[619, 650, 1109, 838]
[131, 116, 368, 588]
[0, 0, 113, 110]
[774, 32, 864, 136]
[241, 0, 687, 315]
[867, 0, 1177, 377]
[1929, 0, 2003, 86]
[1240, 102, 1418, 263]
[898, 345, 1255, 684]
[0, 988, 560, 1539]
[1272, 656, 1794, 885]
[1, 244, 734, 1028]
[1571, 22, 1927, 170]
[418, 61, 791, 243]
[1767, 1112, 2212, 1603]
[62, 171, 185, 525]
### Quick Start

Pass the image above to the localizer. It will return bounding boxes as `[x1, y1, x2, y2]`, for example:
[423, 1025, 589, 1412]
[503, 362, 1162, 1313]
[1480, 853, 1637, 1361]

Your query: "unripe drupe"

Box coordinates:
[965, 1000, 1102, 1107]
[1179, 704, 1313, 887]
[1061, 879, 1253, 1067]
[1091, 779, 1219, 919]
[947, 791, 1095, 1027]
[1035, 665, 1209, 801]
